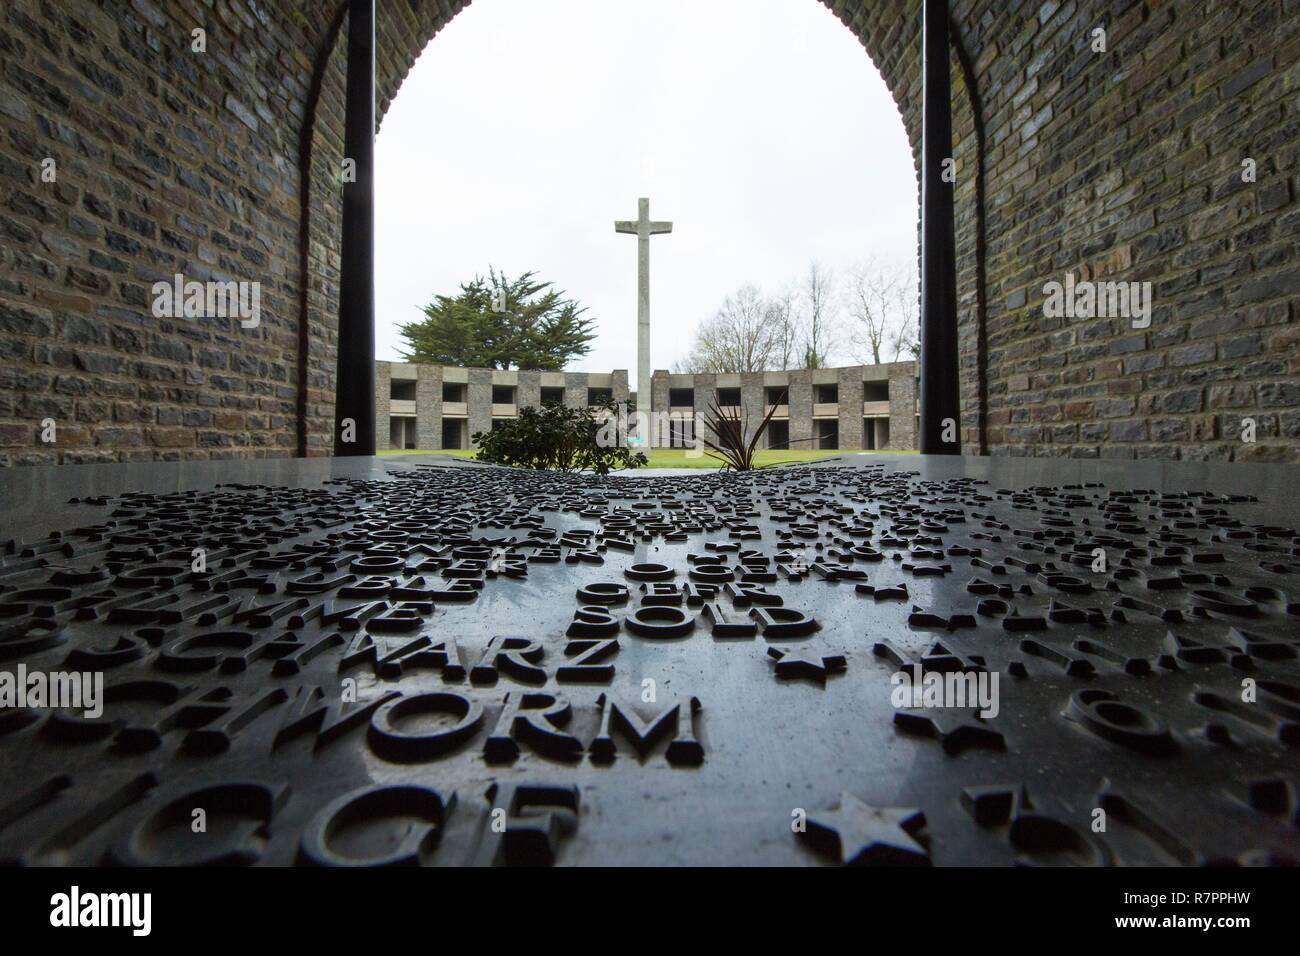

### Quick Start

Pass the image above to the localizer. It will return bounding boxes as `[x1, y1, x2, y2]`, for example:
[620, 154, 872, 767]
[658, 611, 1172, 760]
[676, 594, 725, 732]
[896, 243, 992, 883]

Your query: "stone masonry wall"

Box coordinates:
[374, 359, 390, 450]
[0, 0, 321, 464]
[691, 372, 718, 444]
[516, 370, 541, 412]
[414, 363, 441, 450]
[888, 363, 917, 450]
[562, 372, 588, 411]
[969, 0, 1300, 462]
[837, 366, 865, 449]
[786, 370, 815, 450]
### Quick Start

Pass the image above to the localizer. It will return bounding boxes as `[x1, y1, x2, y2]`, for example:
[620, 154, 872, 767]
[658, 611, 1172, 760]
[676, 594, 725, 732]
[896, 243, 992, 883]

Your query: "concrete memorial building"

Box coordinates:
[650, 364, 918, 451]
[375, 363, 631, 451]
[375, 361, 918, 451]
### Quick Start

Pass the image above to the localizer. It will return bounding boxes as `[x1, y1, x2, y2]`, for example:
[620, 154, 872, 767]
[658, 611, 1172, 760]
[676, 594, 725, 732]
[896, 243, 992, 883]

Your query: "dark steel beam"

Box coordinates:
[334, 0, 376, 456]
[919, 0, 961, 455]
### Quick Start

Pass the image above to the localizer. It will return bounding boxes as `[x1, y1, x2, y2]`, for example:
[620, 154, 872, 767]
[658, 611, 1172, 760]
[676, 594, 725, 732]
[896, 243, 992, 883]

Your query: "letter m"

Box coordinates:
[207, 280, 239, 317]
[101, 893, 130, 927]
[49, 672, 80, 710]
[589, 694, 703, 766]
[1098, 281, 1128, 318]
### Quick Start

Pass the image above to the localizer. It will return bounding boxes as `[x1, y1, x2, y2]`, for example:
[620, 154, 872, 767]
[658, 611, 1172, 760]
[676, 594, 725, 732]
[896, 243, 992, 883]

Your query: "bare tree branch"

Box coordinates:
[800, 260, 838, 369]
[679, 284, 781, 373]
[845, 257, 918, 365]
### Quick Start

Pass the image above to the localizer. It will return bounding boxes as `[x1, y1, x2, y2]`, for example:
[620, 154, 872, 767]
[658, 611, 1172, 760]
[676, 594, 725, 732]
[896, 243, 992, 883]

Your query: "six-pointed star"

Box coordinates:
[800, 792, 930, 866]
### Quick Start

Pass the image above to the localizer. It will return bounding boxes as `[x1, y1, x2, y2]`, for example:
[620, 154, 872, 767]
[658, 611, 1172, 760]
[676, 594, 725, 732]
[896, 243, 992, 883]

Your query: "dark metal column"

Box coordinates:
[334, 0, 376, 456]
[919, 0, 961, 455]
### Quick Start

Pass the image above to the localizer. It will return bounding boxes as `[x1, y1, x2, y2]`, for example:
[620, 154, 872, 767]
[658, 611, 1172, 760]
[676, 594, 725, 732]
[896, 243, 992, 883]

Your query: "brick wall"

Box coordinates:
[0, 0, 320, 464]
[968, 0, 1300, 461]
[1, 0, 1296, 465]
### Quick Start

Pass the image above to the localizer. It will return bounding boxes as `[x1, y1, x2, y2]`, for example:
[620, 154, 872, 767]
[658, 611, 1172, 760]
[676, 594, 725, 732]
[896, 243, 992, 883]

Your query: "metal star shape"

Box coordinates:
[800, 792, 930, 866]
[766, 647, 847, 685]
[893, 709, 1006, 755]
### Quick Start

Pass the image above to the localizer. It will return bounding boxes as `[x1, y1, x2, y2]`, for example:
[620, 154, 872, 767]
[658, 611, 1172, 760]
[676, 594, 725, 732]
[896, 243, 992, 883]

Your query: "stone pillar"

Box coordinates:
[467, 367, 492, 447]
[787, 370, 813, 451]
[374, 361, 391, 451]
[517, 370, 541, 412]
[651, 370, 670, 418]
[651, 370, 672, 447]
[889, 363, 918, 450]
[416, 364, 442, 450]
[564, 372, 589, 410]
[740, 373, 764, 442]
[838, 366, 864, 450]
[611, 369, 629, 405]
[607, 370, 631, 448]
[692, 373, 717, 445]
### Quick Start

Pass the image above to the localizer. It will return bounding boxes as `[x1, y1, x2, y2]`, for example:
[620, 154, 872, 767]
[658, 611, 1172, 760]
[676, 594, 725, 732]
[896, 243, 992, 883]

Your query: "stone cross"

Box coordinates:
[615, 197, 672, 446]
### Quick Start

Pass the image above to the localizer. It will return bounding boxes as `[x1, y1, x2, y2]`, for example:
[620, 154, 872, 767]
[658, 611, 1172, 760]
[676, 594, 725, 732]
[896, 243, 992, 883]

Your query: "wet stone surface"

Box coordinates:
[0, 454, 1298, 865]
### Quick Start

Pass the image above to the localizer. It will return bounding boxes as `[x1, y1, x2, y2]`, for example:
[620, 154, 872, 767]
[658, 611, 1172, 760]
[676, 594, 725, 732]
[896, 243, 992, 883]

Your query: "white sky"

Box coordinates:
[374, 0, 918, 392]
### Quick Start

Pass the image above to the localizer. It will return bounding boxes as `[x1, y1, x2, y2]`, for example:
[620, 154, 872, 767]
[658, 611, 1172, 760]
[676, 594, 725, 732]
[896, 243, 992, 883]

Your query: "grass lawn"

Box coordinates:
[378, 448, 478, 458]
[378, 448, 915, 468]
[642, 449, 864, 468]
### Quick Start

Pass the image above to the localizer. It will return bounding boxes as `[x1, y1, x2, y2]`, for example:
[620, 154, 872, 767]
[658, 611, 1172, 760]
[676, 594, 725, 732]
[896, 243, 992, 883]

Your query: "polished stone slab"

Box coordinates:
[0, 452, 1298, 866]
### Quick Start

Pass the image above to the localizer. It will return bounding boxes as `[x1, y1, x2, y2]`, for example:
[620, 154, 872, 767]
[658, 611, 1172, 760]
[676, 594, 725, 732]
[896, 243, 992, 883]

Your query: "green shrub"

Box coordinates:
[472, 399, 647, 475]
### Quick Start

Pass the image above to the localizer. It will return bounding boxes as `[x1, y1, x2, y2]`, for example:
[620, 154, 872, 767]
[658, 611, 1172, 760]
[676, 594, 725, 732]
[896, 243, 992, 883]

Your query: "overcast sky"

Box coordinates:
[374, 0, 918, 391]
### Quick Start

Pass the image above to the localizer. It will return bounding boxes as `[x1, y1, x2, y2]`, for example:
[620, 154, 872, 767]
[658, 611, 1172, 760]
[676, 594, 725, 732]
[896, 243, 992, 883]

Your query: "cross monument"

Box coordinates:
[615, 197, 672, 447]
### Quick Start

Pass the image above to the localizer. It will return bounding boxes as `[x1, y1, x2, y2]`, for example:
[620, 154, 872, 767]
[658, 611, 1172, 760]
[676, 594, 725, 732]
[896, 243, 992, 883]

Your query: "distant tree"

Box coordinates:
[399, 268, 596, 370]
[846, 257, 919, 365]
[674, 261, 852, 373]
[767, 284, 800, 370]
[676, 284, 782, 373]
[799, 260, 838, 369]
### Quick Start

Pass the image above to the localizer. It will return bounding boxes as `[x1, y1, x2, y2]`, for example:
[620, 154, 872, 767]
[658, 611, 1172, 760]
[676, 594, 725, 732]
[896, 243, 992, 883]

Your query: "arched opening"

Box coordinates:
[372, 0, 918, 384]
[301, 0, 985, 456]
